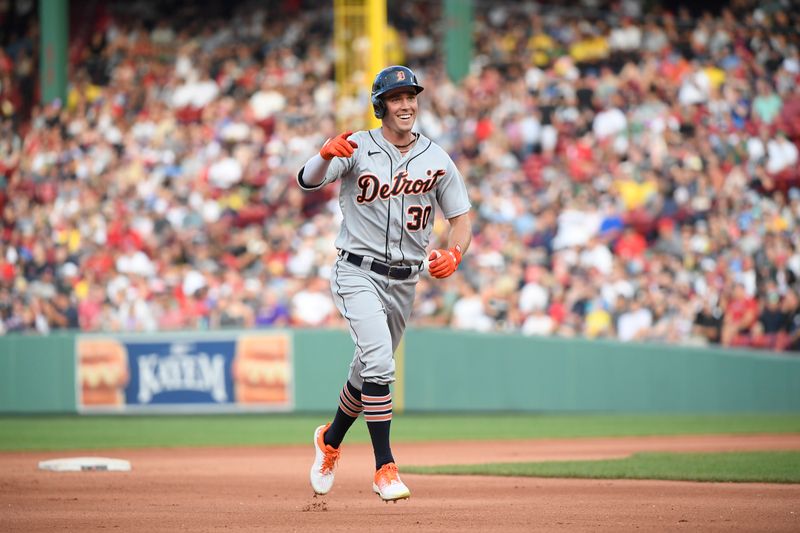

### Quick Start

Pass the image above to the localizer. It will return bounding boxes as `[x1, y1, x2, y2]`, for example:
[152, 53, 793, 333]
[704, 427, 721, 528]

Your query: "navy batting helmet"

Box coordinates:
[370, 65, 424, 119]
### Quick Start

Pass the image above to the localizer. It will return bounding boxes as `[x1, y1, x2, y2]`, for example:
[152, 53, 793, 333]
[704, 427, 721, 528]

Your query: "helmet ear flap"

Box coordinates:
[372, 95, 386, 119]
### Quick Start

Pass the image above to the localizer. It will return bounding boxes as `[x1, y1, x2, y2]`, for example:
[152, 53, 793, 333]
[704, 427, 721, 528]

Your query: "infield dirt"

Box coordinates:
[1, 434, 799, 532]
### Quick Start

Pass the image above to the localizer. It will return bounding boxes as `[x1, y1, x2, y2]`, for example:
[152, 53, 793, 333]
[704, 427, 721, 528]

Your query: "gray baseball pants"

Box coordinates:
[330, 257, 417, 388]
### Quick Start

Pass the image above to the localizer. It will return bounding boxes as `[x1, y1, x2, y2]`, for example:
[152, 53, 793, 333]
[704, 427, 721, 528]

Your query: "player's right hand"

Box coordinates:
[320, 131, 358, 160]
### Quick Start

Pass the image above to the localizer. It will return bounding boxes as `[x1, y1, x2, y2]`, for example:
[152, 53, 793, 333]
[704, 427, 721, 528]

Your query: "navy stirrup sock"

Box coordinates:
[362, 382, 394, 469]
[324, 381, 363, 448]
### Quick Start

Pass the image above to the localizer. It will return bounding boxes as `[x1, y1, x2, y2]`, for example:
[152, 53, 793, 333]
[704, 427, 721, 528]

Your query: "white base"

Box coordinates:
[38, 457, 131, 472]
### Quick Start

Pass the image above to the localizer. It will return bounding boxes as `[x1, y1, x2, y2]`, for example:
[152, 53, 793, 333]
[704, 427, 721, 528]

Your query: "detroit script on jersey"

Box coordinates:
[355, 169, 446, 204]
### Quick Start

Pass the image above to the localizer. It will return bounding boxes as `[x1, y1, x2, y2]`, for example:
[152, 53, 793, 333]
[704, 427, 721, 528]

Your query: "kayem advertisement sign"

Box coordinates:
[76, 333, 293, 413]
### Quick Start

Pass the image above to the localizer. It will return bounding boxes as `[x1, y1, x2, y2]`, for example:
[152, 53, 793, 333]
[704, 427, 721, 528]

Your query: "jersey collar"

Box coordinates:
[371, 128, 426, 160]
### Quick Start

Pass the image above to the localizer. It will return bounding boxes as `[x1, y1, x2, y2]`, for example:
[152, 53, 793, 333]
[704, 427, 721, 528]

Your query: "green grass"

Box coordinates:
[0, 413, 799, 452]
[405, 451, 800, 484]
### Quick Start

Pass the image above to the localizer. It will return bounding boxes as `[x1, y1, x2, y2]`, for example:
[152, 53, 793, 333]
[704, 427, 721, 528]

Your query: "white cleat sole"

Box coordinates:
[372, 483, 411, 502]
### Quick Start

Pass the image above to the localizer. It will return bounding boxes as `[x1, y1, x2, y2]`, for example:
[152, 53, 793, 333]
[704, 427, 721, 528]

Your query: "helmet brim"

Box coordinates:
[378, 84, 424, 100]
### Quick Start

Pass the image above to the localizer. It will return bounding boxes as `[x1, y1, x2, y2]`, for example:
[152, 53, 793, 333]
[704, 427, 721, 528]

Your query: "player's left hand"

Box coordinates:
[428, 245, 462, 279]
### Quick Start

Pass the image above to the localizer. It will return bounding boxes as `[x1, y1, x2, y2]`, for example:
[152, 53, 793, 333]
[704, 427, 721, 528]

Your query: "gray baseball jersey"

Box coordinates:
[298, 128, 471, 387]
[300, 128, 471, 265]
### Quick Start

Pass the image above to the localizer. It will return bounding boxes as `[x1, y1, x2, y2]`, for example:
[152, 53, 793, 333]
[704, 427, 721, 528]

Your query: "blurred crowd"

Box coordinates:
[1, 0, 799, 352]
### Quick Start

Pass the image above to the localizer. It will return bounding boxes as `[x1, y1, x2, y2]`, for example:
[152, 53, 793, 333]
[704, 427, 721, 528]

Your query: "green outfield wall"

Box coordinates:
[1, 329, 799, 414]
[403, 330, 800, 413]
[0, 333, 76, 413]
[292, 329, 355, 410]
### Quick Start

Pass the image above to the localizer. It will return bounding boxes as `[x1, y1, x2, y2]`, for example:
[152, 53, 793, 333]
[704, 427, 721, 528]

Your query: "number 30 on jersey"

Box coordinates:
[406, 205, 432, 231]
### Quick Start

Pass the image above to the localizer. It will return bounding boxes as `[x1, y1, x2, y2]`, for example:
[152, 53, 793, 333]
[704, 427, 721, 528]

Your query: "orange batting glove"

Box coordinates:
[320, 131, 358, 160]
[428, 244, 463, 279]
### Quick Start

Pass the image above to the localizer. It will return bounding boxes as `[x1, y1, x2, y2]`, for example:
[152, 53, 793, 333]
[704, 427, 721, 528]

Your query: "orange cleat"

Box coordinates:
[372, 462, 411, 501]
[310, 423, 340, 495]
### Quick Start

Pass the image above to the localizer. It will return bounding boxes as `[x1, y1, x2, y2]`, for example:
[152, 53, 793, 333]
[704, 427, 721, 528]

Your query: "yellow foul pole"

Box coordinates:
[333, 0, 386, 131]
[365, 0, 386, 130]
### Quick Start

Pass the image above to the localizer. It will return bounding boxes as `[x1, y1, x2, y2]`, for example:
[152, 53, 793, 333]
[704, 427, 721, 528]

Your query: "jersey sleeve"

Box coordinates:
[297, 156, 351, 190]
[436, 154, 471, 219]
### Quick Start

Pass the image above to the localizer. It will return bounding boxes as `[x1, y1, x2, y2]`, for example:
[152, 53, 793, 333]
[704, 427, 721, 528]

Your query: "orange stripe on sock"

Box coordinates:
[340, 392, 363, 413]
[363, 402, 392, 412]
[342, 386, 362, 408]
[361, 393, 392, 403]
[364, 413, 392, 422]
[339, 401, 361, 418]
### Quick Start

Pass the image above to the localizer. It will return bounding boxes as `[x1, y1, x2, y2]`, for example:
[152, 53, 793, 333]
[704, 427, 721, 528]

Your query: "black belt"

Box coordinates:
[339, 250, 420, 280]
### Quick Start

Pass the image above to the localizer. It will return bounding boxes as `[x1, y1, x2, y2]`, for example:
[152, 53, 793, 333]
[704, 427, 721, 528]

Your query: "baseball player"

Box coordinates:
[298, 65, 472, 502]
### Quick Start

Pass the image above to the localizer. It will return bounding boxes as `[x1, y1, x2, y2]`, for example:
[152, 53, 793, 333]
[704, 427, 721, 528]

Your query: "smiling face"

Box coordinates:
[380, 87, 418, 143]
